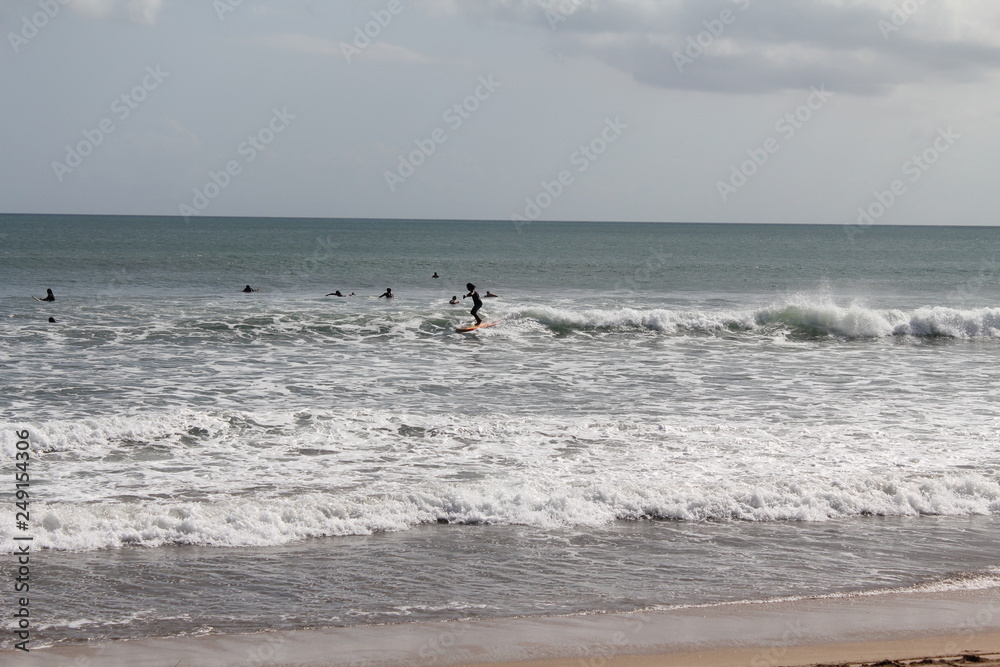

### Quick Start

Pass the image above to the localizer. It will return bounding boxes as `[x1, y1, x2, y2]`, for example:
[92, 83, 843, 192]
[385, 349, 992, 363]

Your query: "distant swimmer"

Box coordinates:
[449, 296, 460, 304]
[378, 288, 394, 299]
[48, 317, 56, 323]
[242, 285, 259, 293]
[432, 272, 440, 279]
[464, 282, 483, 325]
[33, 288, 55, 302]
[485, 291, 500, 298]
[326, 291, 346, 297]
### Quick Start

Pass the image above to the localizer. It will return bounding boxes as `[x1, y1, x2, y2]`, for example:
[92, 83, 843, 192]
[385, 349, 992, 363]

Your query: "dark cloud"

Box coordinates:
[423, 0, 1000, 95]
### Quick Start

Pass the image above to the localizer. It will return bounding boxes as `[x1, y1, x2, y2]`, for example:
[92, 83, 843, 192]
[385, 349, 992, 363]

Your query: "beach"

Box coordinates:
[19, 587, 1000, 666]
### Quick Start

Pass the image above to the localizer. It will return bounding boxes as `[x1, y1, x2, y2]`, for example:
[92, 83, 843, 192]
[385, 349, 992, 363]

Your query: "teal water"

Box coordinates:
[3, 215, 998, 303]
[1, 215, 999, 647]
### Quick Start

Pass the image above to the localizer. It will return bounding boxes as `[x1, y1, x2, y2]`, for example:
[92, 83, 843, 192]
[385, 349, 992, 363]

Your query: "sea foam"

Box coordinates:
[512, 300, 1000, 339]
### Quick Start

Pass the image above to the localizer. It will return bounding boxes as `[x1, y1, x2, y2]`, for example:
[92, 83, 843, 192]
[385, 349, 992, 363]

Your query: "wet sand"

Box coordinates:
[18, 587, 1000, 666]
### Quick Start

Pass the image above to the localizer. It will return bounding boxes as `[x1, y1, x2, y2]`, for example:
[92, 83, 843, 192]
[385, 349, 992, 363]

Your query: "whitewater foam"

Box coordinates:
[509, 300, 1000, 339]
[7, 407, 998, 551]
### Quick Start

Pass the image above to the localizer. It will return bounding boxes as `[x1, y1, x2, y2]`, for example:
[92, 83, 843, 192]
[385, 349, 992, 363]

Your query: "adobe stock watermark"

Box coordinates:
[716, 84, 833, 202]
[674, 0, 751, 73]
[7, 0, 71, 54]
[288, 233, 341, 282]
[614, 243, 673, 293]
[846, 126, 959, 240]
[510, 116, 627, 231]
[178, 107, 296, 221]
[943, 597, 1000, 656]
[245, 631, 288, 665]
[544, 0, 585, 31]
[749, 620, 809, 667]
[578, 613, 652, 667]
[878, 0, 927, 40]
[51, 65, 170, 183]
[384, 75, 501, 192]
[950, 255, 1000, 306]
[341, 0, 408, 62]
[214, 0, 245, 22]
[416, 623, 475, 662]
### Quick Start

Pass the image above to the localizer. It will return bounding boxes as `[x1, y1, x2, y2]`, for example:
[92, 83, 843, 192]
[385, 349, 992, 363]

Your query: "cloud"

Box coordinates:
[70, 0, 164, 26]
[417, 0, 1000, 95]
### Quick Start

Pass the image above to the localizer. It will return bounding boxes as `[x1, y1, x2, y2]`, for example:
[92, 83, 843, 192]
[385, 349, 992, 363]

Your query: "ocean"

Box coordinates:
[1, 215, 999, 651]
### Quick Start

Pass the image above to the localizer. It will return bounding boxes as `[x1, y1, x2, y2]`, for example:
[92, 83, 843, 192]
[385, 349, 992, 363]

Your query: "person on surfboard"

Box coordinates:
[378, 288, 394, 299]
[464, 283, 483, 325]
[34, 288, 55, 302]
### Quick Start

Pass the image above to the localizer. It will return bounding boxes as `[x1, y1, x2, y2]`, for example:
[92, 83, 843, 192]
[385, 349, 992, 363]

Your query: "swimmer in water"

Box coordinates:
[242, 285, 258, 293]
[449, 296, 460, 304]
[432, 272, 439, 279]
[463, 283, 483, 325]
[33, 288, 55, 302]
[378, 288, 394, 299]
[485, 291, 499, 298]
[326, 291, 346, 297]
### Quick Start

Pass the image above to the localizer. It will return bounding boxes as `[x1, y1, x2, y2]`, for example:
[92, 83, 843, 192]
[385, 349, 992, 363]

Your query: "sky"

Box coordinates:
[2, 0, 999, 225]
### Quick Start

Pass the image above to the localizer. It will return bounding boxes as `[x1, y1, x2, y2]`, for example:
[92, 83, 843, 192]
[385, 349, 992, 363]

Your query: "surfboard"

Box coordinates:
[455, 321, 498, 333]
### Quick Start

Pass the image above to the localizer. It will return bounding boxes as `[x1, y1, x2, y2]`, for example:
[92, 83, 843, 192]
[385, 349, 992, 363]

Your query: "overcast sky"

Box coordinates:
[2, 0, 999, 224]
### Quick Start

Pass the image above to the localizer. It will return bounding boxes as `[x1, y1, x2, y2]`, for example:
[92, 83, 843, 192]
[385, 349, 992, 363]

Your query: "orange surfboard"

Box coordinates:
[455, 321, 498, 333]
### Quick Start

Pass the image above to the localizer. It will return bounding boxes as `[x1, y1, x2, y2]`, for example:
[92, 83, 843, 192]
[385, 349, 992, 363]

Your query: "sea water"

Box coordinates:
[1, 215, 999, 648]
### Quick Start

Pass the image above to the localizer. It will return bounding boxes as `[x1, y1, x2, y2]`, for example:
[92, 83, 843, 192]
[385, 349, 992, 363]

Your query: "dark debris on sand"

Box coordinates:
[811, 654, 1000, 667]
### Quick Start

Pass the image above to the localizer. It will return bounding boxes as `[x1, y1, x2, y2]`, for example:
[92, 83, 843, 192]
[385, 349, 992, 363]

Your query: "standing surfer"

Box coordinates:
[464, 283, 483, 325]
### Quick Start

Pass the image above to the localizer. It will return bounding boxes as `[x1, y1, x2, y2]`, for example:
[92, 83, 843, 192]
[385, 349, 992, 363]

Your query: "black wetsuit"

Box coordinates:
[469, 290, 483, 318]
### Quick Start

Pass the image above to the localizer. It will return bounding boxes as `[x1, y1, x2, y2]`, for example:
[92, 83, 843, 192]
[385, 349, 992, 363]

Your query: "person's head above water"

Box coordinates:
[466, 283, 475, 291]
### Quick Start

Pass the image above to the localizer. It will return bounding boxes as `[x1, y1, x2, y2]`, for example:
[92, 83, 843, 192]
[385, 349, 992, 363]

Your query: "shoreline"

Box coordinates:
[18, 586, 1000, 666]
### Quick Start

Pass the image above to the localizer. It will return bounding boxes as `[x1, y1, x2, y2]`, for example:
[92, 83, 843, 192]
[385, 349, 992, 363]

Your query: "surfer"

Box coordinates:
[378, 288, 394, 299]
[464, 283, 483, 325]
[432, 272, 439, 279]
[449, 296, 460, 304]
[34, 288, 55, 302]
[242, 285, 258, 293]
[326, 291, 346, 297]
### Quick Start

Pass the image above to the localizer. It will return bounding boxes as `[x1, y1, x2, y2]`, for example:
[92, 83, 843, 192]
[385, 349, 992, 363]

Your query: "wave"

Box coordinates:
[12, 472, 1000, 551]
[14, 296, 1000, 345]
[513, 300, 1000, 339]
[5, 403, 998, 552]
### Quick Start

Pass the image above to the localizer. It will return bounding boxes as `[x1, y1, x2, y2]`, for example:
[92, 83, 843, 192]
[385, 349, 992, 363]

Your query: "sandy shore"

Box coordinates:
[17, 587, 1000, 666]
